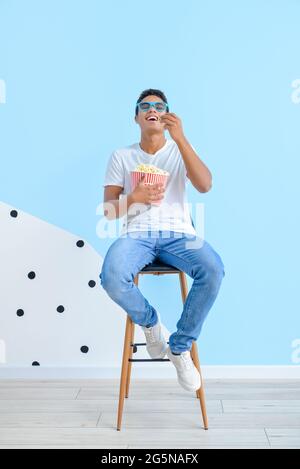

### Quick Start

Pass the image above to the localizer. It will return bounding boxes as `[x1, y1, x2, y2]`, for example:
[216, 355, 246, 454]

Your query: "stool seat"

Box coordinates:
[141, 260, 180, 272]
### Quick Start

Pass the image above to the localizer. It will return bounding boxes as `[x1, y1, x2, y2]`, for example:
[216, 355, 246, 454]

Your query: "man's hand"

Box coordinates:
[160, 112, 185, 143]
[131, 175, 165, 204]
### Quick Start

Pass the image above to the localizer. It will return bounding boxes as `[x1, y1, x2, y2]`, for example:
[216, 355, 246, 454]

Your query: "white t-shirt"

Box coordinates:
[102, 138, 196, 236]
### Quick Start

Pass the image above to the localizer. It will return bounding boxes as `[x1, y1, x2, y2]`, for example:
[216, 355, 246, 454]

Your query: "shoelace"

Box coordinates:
[144, 327, 157, 344]
[180, 351, 192, 370]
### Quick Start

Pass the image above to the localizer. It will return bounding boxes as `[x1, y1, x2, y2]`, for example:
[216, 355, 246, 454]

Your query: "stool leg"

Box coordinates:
[178, 271, 209, 430]
[117, 314, 133, 431]
[126, 278, 138, 398]
[190, 344, 201, 401]
[190, 341, 209, 430]
[178, 272, 199, 401]
[125, 322, 135, 398]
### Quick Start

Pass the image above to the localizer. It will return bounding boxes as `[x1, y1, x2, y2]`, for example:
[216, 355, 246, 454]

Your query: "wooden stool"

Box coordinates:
[117, 260, 208, 431]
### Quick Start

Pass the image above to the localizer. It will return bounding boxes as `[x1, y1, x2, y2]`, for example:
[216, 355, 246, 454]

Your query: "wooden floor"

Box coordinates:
[0, 379, 299, 448]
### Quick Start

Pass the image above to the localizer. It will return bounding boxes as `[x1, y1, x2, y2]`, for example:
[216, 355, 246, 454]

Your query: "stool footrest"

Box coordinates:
[131, 342, 170, 347]
[131, 342, 170, 354]
[129, 358, 170, 362]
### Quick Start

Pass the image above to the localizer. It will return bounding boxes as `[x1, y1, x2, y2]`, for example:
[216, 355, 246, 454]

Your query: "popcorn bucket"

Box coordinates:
[130, 171, 169, 206]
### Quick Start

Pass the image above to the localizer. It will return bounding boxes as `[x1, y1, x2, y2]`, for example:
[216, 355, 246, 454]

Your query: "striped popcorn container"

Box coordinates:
[130, 171, 169, 206]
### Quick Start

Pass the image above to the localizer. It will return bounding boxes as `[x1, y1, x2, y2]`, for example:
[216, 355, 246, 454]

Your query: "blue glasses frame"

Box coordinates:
[136, 101, 169, 113]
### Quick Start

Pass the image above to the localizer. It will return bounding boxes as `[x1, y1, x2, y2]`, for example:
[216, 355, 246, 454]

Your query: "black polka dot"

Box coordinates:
[32, 361, 40, 366]
[28, 271, 36, 279]
[88, 280, 96, 288]
[80, 346, 89, 353]
[10, 210, 18, 218]
[76, 240, 85, 247]
[16, 309, 24, 317]
[56, 305, 65, 313]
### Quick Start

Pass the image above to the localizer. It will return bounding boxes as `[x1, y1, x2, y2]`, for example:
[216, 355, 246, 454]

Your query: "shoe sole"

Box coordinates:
[178, 379, 201, 392]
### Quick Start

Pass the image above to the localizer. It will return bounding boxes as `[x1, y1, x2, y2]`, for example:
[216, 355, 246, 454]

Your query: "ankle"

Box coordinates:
[145, 320, 158, 328]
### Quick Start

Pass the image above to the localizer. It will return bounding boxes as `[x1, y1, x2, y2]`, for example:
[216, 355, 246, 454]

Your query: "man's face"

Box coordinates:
[135, 95, 167, 133]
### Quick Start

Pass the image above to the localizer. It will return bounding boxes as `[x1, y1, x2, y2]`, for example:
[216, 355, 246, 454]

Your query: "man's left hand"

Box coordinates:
[160, 113, 185, 142]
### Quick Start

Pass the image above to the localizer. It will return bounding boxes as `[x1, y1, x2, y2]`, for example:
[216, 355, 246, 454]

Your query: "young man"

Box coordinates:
[100, 88, 225, 392]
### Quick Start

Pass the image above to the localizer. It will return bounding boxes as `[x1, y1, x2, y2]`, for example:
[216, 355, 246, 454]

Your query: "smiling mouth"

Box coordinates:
[146, 116, 159, 122]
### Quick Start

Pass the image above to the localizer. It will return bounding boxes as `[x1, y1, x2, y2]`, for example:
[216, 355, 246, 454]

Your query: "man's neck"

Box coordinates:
[139, 133, 167, 155]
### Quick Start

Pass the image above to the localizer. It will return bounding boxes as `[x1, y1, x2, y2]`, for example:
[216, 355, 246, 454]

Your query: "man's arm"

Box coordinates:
[160, 112, 212, 193]
[176, 136, 212, 193]
[103, 185, 135, 220]
[103, 180, 166, 220]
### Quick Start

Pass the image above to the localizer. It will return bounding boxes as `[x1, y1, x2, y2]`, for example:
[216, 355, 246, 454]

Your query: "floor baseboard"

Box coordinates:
[0, 365, 299, 380]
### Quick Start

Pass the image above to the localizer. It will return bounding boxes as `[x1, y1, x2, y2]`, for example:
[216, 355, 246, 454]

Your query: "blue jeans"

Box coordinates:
[100, 230, 225, 354]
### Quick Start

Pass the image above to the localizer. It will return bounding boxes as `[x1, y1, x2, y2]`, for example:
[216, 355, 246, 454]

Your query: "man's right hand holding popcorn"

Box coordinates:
[130, 174, 165, 205]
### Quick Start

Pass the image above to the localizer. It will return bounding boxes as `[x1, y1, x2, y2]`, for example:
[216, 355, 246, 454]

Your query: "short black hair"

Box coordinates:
[135, 88, 169, 116]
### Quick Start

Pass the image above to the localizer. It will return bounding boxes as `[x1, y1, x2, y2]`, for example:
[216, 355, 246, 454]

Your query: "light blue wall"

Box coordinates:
[1, 0, 299, 365]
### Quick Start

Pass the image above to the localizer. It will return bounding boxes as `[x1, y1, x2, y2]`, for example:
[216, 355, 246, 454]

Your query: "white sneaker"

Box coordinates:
[166, 346, 201, 392]
[141, 322, 168, 359]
